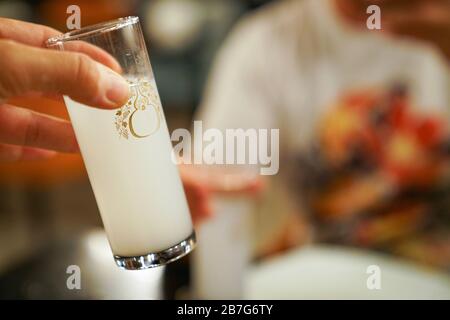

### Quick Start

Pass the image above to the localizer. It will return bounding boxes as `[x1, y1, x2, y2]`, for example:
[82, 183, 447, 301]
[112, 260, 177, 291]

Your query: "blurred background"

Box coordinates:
[0, 0, 449, 299]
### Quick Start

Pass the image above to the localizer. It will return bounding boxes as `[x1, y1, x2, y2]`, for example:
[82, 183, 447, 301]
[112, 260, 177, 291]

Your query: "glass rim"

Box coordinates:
[46, 16, 139, 47]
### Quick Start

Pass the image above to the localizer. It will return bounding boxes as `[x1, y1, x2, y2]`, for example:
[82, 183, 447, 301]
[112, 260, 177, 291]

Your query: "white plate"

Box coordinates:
[245, 245, 450, 299]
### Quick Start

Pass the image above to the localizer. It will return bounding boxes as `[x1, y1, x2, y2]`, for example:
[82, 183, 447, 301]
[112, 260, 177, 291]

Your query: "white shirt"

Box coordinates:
[196, 0, 449, 155]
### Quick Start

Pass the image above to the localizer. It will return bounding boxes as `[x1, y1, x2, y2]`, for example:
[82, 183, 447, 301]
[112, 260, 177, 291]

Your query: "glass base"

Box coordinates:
[114, 232, 196, 270]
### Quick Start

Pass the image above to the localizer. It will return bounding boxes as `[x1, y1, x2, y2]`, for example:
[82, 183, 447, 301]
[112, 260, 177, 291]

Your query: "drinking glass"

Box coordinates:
[46, 17, 195, 270]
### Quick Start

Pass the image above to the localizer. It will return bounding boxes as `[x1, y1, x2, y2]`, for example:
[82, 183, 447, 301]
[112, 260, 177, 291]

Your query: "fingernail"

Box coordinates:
[99, 66, 130, 108]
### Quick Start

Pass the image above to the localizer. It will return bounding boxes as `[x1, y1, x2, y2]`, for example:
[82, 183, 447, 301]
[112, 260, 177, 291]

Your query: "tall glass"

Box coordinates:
[46, 17, 195, 270]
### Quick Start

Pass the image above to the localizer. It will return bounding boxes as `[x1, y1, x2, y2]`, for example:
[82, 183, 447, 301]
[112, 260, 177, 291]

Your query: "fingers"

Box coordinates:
[370, 0, 423, 11]
[0, 40, 129, 109]
[184, 178, 213, 225]
[381, 3, 450, 58]
[386, 24, 450, 59]
[57, 40, 123, 73]
[12, 91, 64, 102]
[179, 165, 213, 224]
[384, 18, 445, 39]
[179, 164, 266, 224]
[0, 17, 59, 47]
[0, 17, 122, 73]
[202, 168, 265, 194]
[0, 103, 78, 153]
[0, 143, 57, 162]
[382, 1, 450, 25]
[372, 0, 447, 9]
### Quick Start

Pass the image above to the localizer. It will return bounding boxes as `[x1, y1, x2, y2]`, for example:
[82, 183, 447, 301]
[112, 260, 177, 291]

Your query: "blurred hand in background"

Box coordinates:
[335, 0, 450, 59]
[180, 164, 265, 224]
[0, 18, 130, 162]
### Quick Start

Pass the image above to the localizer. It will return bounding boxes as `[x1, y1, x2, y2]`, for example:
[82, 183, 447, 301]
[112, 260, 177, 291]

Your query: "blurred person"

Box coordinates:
[195, 0, 450, 265]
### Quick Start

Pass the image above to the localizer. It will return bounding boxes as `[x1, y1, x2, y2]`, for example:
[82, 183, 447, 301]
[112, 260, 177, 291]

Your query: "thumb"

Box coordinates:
[0, 40, 130, 109]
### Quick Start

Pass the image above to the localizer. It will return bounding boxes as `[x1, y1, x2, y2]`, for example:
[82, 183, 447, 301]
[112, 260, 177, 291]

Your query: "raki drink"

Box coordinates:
[48, 17, 195, 270]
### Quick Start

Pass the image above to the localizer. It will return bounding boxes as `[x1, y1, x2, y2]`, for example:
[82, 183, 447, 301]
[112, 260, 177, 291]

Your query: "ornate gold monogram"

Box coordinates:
[114, 80, 162, 139]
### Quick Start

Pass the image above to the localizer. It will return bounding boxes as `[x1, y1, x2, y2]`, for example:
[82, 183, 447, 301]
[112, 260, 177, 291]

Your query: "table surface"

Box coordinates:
[0, 230, 166, 299]
[1, 229, 449, 299]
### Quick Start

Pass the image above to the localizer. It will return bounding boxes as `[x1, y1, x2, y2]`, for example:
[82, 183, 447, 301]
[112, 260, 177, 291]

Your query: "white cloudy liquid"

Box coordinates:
[64, 80, 193, 257]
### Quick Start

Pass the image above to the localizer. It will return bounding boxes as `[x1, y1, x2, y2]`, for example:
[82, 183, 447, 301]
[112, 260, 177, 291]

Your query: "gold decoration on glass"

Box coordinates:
[114, 80, 162, 139]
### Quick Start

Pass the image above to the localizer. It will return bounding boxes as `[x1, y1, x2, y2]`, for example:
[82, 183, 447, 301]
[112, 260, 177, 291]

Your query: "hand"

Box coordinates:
[335, 0, 450, 59]
[380, 0, 450, 59]
[180, 164, 265, 224]
[181, 167, 213, 225]
[0, 18, 130, 162]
